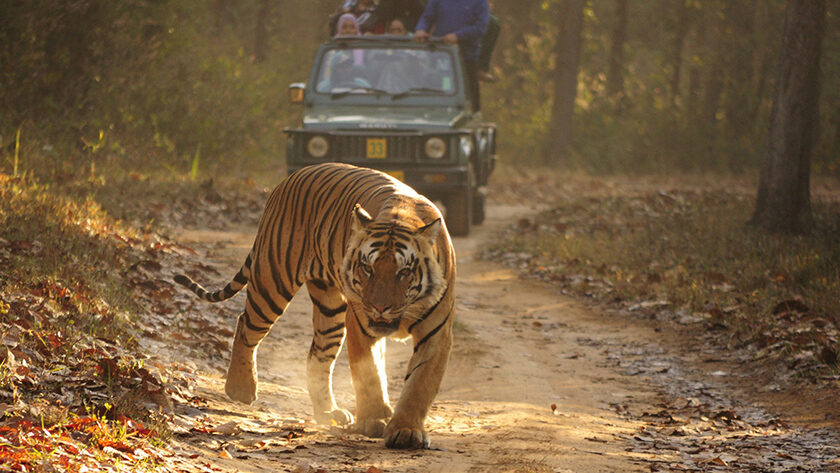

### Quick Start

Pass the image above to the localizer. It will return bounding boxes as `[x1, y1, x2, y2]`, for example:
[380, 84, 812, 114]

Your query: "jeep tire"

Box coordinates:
[445, 189, 472, 237]
[472, 192, 486, 225]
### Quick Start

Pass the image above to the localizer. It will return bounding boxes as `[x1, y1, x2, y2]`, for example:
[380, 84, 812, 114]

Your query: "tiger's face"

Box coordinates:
[341, 205, 445, 336]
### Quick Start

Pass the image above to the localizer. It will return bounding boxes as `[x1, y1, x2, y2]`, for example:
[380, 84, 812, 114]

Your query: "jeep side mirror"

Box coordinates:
[288, 83, 306, 104]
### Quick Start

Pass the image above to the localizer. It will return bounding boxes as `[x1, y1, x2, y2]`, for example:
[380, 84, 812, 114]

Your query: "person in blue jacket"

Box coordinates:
[413, 0, 489, 109]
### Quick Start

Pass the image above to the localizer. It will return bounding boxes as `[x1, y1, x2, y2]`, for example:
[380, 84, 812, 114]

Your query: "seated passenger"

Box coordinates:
[318, 55, 371, 91]
[375, 50, 444, 94]
[329, 0, 379, 36]
[336, 13, 362, 37]
[360, 0, 426, 34]
[318, 15, 371, 91]
[388, 17, 410, 36]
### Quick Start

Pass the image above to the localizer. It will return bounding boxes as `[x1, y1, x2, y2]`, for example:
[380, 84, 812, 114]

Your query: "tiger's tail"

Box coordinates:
[174, 255, 251, 303]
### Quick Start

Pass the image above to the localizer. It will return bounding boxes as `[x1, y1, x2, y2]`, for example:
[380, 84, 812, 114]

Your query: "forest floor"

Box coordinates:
[3, 171, 839, 472]
[156, 187, 839, 472]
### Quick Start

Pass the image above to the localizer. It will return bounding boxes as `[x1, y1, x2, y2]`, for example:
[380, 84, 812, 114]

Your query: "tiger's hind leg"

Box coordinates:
[305, 280, 353, 426]
[225, 285, 293, 404]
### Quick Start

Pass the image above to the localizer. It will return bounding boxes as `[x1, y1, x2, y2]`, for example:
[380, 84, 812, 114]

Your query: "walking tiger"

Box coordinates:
[174, 163, 456, 449]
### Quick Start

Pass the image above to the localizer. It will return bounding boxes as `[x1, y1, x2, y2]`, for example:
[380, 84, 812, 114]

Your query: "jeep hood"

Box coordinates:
[302, 105, 470, 131]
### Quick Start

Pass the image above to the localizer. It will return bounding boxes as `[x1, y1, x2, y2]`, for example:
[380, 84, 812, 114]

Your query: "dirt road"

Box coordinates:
[168, 204, 839, 472]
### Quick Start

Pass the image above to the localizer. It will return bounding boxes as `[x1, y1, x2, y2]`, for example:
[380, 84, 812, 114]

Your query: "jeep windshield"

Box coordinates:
[314, 45, 458, 96]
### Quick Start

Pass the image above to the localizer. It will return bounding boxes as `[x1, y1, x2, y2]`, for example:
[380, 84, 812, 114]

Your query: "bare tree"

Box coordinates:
[668, 0, 689, 107]
[545, 0, 586, 163]
[607, 0, 628, 98]
[254, 0, 272, 63]
[751, 0, 826, 233]
[214, 0, 229, 37]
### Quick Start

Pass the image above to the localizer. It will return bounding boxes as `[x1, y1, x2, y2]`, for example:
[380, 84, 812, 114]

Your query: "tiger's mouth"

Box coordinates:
[368, 316, 401, 334]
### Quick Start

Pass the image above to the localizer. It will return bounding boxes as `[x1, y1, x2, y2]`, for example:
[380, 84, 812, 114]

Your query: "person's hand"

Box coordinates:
[442, 33, 458, 45]
[414, 30, 430, 42]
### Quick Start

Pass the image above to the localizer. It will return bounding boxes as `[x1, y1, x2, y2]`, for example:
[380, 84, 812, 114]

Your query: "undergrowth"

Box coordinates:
[0, 171, 199, 470]
[0, 173, 140, 339]
[485, 172, 840, 373]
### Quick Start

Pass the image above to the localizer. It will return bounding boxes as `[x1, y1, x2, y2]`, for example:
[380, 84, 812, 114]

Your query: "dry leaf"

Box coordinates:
[706, 457, 727, 466]
[214, 421, 241, 435]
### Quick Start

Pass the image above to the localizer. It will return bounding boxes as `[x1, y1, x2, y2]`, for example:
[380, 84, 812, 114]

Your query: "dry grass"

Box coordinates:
[0, 173, 144, 340]
[485, 168, 840, 366]
[0, 172, 185, 470]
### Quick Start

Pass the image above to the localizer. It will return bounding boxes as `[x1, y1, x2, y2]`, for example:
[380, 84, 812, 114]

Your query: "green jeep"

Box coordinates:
[284, 35, 497, 236]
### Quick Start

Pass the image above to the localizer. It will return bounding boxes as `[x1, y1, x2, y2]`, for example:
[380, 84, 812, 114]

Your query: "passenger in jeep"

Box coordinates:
[414, 0, 489, 109]
[388, 17, 410, 36]
[360, 0, 427, 34]
[336, 13, 362, 37]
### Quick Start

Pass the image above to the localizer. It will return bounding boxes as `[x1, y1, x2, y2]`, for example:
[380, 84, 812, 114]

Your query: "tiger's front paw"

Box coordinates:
[384, 423, 429, 449]
[224, 370, 257, 404]
[352, 418, 388, 438]
[225, 352, 258, 404]
[315, 408, 354, 426]
[225, 339, 258, 404]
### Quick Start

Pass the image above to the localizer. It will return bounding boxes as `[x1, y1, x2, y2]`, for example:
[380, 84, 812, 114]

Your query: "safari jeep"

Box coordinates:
[284, 35, 497, 236]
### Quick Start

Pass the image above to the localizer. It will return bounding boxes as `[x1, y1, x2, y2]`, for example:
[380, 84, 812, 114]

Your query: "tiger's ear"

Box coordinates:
[352, 204, 373, 231]
[416, 218, 442, 240]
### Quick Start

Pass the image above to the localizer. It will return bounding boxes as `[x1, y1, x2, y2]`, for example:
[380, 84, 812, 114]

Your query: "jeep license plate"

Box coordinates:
[366, 138, 387, 159]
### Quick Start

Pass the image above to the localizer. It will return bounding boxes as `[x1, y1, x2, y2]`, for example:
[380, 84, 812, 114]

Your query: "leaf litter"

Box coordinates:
[0, 177, 269, 471]
[5, 170, 839, 471]
[483, 173, 840, 471]
[593, 335, 840, 471]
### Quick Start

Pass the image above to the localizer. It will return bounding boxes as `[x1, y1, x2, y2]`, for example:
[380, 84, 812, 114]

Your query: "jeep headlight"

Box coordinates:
[424, 137, 446, 159]
[460, 136, 473, 158]
[307, 136, 329, 158]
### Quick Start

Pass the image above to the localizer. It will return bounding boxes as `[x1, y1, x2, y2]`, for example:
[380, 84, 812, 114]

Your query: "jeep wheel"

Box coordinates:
[472, 192, 486, 225]
[445, 190, 472, 237]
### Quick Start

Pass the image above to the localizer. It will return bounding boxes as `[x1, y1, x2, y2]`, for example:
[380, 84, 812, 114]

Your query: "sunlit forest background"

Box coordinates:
[1, 0, 838, 179]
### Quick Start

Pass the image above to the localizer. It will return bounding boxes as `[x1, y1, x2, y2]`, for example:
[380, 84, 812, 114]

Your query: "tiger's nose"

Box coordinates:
[371, 303, 391, 313]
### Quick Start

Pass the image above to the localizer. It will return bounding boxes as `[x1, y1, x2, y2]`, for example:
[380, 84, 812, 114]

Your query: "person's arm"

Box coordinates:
[409, 0, 427, 30]
[451, 0, 489, 43]
[414, 0, 438, 37]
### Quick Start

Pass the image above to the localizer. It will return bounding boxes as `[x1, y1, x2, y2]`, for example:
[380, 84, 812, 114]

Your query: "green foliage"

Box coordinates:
[0, 0, 836, 177]
[190, 145, 201, 182]
[0, 0, 331, 180]
[13, 127, 20, 177]
[486, 0, 837, 174]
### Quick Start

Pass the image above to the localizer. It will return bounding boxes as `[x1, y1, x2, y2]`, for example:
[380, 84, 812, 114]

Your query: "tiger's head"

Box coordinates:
[341, 204, 446, 336]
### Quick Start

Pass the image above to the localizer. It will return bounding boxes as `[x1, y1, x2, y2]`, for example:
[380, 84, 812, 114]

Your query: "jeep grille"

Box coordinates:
[332, 135, 421, 161]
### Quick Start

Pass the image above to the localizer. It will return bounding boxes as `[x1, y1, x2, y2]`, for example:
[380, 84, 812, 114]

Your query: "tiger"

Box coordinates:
[173, 163, 456, 449]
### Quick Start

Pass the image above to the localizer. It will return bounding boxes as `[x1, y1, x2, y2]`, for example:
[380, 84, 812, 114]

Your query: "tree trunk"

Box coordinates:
[214, 0, 229, 37]
[685, 25, 703, 121]
[700, 6, 724, 128]
[669, 0, 689, 107]
[751, 0, 826, 233]
[253, 0, 272, 63]
[720, 2, 755, 153]
[545, 0, 586, 164]
[833, 110, 840, 174]
[607, 0, 628, 98]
